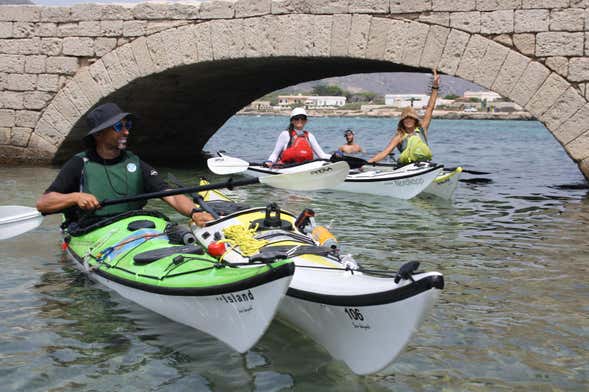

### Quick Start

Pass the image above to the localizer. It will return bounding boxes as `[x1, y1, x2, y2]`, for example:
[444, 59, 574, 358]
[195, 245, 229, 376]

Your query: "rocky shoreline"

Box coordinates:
[238, 109, 535, 120]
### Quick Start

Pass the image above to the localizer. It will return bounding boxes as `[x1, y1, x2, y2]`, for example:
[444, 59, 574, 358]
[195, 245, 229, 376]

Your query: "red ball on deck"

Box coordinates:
[207, 241, 226, 258]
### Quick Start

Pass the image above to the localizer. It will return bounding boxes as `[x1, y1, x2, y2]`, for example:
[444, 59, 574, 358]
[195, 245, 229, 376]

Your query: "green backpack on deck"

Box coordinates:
[398, 133, 433, 164]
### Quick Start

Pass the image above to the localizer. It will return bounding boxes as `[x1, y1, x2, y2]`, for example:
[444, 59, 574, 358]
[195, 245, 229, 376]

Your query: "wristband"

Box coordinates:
[190, 207, 201, 217]
[432, 86, 439, 90]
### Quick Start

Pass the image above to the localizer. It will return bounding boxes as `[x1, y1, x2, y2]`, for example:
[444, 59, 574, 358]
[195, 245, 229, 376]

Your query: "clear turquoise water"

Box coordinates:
[1, 117, 587, 391]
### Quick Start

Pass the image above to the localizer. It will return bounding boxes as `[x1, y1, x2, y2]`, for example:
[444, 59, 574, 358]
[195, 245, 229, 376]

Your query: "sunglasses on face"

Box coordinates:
[292, 116, 307, 121]
[113, 119, 132, 132]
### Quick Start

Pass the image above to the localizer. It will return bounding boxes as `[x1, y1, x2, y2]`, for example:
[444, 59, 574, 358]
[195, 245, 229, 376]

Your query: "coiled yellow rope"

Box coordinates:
[221, 224, 268, 257]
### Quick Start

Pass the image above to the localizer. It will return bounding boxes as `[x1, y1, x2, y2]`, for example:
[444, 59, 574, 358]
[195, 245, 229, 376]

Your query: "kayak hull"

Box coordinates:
[66, 211, 294, 353]
[421, 167, 462, 199]
[244, 160, 443, 200]
[193, 206, 444, 373]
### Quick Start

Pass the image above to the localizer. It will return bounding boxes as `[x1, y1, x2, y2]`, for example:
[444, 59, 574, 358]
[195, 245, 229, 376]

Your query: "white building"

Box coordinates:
[277, 95, 346, 108]
[384, 94, 454, 108]
[463, 91, 502, 101]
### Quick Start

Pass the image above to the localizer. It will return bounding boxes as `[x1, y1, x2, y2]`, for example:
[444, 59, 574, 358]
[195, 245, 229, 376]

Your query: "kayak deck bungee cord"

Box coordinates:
[64, 210, 295, 353]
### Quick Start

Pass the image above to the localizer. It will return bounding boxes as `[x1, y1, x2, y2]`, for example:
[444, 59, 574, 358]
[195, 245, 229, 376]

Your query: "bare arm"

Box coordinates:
[421, 69, 440, 137]
[162, 194, 213, 227]
[367, 132, 403, 163]
[36, 191, 100, 214]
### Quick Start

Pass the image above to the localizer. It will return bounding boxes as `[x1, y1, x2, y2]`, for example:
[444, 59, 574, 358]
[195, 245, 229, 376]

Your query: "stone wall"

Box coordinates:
[0, 0, 587, 179]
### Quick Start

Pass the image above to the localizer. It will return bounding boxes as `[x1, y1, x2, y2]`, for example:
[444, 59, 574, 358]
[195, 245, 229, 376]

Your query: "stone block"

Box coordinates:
[62, 37, 94, 57]
[145, 21, 189, 36]
[0, 72, 5, 90]
[433, 0, 475, 11]
[0, 6, 40, 22]
[101, 51, 128, 90]
[420, 25, 450, 69]
[0, 22, 13, 38]
[123, 20, 146, 37]
[35, 116, 65, 146]
[493, 34, 512, 46]
[512, 33, 534, 55]
[566, 131, 589, 161]
[331, 14, 352, 57]
[15, 110, 39, 128]
[41, 7, 74, 23]
[192, 23, 214, 62]
[456, 34, 488, 82]
[11, 127, 31, 147]
[102, 5, 134, 21]
[75, 68, 102, 103]
[555, 103, 589, 145]
[62, 82, 91, 117]
[537, 32, 584, 57]
[36, 23, 56, 37]
[13, 22, 35, 38]
[474, 41, 508, 89]
[57, 22, 80, 37]
[569, 57, 589, 82]
[78, 21, 101, 37]
[0, 127, 9, 144]
[402, 22, 429, 67]
[88, 59, 114, 97]
[100, 20, 123, 37]
[350, 0, 389, 13]
[510, 61, 550, 107]
[27, 133, 58, 157]
[311, 15, 332, 57]
[46, 56, 79, 75]
[348, 14, 371, 58]
[309, 0, 349, 14]
[384, 20, 409, 63]
[94, 37, 117, 57]
[199, 0, 236, 19]
[168, 2, 201, 19]
[24, 91, 52, 110]
[586, 32, 589, 56]
[0, 109, 15, 127]
[544, 56, 569, 78]
[146, 32, 171, 71]
[71, 4, 103, 21]
[17, 37, 41, 55]
[481, 10, 513, 34]
[211, 19, 245, 60]
[365, 17, 390, 60]
[525, 72, 569, 117]
[0, 54, 24, 73]
[130, 36, 156, 77]
[540, 87, 587, 131]
[41, 38, 62, 56]
[571, 0, 589, 8]
[550, 9, 585, 32]
[132, 3, 171, 19]
[476, 0, 520, 11]
[450, 12, 480, 33]
[6, 73, 36, 91]
[419, 12, 450, 26]
[514, 9, 548, 33]
[116, 43, 141, 82]
[391, 0, 432, 13]
[2, 91, 24, 109]
[235, 0, 271, 17]
[0, 38, 19, 54]
[522, 0, 569, 8]
[438, 28, 470, 75]
[241, 17, 272, 58]
[162, 26, 199, 67]
[271, 0, 308, 14]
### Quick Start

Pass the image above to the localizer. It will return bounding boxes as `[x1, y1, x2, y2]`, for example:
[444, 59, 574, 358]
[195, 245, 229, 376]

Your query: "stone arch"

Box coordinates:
[34, 14, 589, 175]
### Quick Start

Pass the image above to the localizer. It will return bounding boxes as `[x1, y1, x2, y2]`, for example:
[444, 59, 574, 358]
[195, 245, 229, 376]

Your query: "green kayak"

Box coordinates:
[64, 210, 294, 352]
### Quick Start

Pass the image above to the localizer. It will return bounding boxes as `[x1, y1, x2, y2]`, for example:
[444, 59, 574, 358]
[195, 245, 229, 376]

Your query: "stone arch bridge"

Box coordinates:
[0, 0, 588, 179]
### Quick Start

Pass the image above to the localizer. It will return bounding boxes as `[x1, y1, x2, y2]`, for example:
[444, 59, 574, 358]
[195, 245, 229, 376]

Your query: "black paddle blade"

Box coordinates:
[330, 154, 367, 169]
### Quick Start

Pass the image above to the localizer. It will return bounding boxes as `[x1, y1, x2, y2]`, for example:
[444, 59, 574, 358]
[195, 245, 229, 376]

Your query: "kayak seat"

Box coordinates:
[127, 220, 156, 231]
[133, 245, 204, 265]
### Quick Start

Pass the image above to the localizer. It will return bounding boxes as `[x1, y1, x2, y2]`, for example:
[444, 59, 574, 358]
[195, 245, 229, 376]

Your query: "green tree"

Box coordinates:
[312, 84, 345, 96]
[444, 94, 459, 100]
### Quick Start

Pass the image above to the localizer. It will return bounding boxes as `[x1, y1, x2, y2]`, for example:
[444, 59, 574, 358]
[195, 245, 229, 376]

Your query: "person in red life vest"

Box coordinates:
[264, 107, 331, 167]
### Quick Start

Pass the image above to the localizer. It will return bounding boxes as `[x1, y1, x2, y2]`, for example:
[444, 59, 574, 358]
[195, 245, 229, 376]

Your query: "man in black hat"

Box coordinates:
[338, 129, 363, 155]
[36, 103, 213, 227]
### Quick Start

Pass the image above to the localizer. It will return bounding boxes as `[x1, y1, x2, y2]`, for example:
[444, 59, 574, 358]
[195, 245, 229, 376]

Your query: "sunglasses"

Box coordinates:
[292, 116, 307, 121]
[113, 119, 132, 132]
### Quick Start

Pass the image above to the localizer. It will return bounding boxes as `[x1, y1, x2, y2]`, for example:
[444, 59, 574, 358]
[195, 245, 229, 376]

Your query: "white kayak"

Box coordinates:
[211, 154, 444, 200]
[0, 205, 43, 240]
[191, 187, 444, 374]
[421, 167, 463, 200]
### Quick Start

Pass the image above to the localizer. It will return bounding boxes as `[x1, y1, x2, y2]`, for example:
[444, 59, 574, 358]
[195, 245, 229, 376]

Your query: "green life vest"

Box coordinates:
[77, 151, 145, 216]
[398, 129, 433, 164]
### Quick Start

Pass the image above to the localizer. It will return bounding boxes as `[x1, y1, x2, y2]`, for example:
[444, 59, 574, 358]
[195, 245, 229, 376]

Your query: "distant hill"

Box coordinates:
[288, 72, 487, 97]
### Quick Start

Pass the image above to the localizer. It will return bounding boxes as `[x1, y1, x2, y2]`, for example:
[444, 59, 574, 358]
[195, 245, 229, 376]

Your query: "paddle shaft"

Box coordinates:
[445, 166, 490, 175]
[167, 174, 221, 220]
[101, 177, 259, 207]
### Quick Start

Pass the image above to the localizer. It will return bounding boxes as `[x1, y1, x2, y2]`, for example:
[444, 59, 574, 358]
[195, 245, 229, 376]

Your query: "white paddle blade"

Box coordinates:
[207, 156, 250, 175]
[260, 161, 350, 191]
[0, 206, 43, 240]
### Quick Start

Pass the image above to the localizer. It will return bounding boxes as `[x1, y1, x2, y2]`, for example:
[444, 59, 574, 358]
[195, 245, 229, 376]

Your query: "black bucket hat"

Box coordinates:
[84, 103, 135, 139]
[344, 129, 354, 136]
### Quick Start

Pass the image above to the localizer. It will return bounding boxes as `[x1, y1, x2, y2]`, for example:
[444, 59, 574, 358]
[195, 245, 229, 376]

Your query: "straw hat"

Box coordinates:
[400, 107, 420, 121]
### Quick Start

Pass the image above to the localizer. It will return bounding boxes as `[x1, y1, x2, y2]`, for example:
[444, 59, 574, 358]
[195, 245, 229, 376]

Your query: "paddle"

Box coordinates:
[101, 161, 349, 208]
[167, 174, 221, 220]
[0, 206, 43, 240]
[207, 155, 259, 175]
[445, 167, 490, 175]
